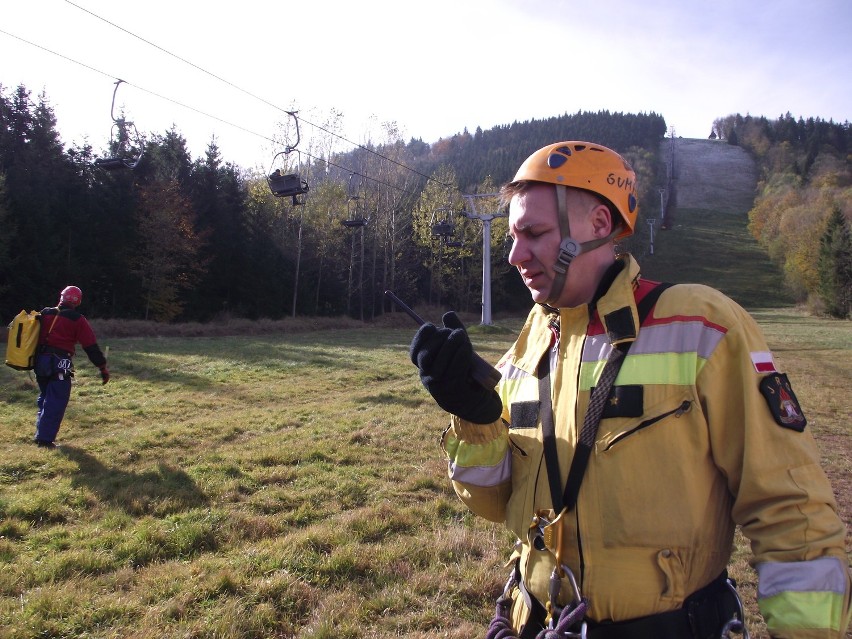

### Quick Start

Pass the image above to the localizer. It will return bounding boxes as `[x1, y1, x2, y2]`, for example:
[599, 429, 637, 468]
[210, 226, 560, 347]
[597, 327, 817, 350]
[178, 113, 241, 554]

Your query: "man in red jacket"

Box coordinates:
[34, 285, 110, 448]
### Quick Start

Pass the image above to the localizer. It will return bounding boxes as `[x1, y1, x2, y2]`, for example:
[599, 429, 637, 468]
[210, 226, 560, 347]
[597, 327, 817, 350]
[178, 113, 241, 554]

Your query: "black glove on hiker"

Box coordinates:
[409, 311, 502, 424]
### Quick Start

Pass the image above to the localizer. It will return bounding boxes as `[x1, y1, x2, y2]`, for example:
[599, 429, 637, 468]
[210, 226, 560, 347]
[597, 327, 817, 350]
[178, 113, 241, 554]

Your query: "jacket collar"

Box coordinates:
[595, 254, 642, 347]
[505, 254, 642, 374]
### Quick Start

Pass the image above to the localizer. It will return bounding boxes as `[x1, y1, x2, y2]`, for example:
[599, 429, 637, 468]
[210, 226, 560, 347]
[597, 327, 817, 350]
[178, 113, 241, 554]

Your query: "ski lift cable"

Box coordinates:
[0, 27, 114, 83]
[295, 113, 446, 188]
[0, 27, 273, 145]
[309, 155, 426, 200]
[62, 0, 455, 191]
[1, 27, 420, 198]
[112, 84, 272, 144]
[0, 29, 431, 198]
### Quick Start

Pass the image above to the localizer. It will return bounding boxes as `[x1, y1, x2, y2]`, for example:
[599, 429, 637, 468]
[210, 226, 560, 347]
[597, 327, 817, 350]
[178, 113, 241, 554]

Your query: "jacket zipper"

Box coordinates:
[603, 400, 692, 451]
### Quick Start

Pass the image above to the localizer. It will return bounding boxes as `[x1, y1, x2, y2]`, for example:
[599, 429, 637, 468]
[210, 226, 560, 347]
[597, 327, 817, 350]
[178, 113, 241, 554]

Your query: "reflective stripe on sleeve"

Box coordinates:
[757, 557, 848, 633]
[758, 557, 848, 597]
[444, 433, 511, 487]
[498, 364, 541, 411]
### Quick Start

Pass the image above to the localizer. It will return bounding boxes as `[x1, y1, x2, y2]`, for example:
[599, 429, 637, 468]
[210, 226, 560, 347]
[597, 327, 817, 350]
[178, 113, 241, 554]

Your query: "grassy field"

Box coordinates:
[1, 308, 849, 638]
[635, 205, 796, 309]
[0, 316, 518, 639]
[2, 195, 850, 637]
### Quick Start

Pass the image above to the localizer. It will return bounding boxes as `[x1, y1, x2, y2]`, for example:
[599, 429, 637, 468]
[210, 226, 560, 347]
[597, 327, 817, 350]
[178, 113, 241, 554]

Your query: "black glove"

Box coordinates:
[99, 365, 110, 385]
[409, 311, 502, 424]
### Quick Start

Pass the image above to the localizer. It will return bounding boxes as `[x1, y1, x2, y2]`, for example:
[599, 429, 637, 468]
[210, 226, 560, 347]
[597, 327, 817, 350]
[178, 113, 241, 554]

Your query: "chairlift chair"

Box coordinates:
[266, 111, 310, 204]
[93, 80, 145, 171]
[340, 172, 369, 228]
[438, 221, 463, 247]
[341, 203, 369, 227]
[430, 203, 459, 240]
[431, 220, 455, 237]
[268, 164, 310, 205]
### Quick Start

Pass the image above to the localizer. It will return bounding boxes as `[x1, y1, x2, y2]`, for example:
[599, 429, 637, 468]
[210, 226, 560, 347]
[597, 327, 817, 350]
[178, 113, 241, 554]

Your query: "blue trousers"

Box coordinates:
[35, 355, 73, 444]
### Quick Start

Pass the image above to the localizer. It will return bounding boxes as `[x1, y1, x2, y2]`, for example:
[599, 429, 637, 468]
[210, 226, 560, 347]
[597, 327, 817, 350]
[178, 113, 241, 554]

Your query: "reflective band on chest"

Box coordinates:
[580, 317, 726, 389]
[580, 352, 706, 389]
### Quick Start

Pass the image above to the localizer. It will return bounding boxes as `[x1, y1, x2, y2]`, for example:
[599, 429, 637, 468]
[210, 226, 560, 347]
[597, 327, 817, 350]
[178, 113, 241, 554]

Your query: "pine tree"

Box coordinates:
[817, 206, 852, 318]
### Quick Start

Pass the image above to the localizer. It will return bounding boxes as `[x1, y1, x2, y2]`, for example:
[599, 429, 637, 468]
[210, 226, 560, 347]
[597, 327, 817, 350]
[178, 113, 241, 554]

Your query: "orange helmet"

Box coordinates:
[511, 141, 638, 239]
[59, 285, 82, 307]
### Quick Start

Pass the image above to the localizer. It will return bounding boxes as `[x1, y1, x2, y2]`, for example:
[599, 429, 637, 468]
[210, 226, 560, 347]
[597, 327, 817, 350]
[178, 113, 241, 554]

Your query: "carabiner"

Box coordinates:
[720, 616, 748, 639]
[543, 564, 588, 638]
[719, 578, 750, 639]
[500, 567, 518, 601]
[559, 564, 583, 605]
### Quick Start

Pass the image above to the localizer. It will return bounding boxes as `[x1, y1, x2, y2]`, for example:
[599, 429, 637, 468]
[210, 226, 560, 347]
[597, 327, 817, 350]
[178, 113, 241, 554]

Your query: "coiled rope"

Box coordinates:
[486, 591, 588, 639]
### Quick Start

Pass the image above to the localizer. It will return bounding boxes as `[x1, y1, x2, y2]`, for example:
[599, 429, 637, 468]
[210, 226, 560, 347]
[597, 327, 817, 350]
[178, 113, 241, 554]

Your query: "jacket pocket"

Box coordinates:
[592, 393, 724, 549]
[602, 400, 693, 451]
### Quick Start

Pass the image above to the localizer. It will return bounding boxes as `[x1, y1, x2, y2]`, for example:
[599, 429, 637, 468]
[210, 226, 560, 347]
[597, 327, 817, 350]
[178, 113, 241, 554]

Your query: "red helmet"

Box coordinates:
[59, 285, 83, 307]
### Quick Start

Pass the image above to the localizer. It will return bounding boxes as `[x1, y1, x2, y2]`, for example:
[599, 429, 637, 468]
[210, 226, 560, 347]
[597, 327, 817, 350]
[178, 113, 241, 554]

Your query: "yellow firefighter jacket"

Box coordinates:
[441, 255, 851, 638]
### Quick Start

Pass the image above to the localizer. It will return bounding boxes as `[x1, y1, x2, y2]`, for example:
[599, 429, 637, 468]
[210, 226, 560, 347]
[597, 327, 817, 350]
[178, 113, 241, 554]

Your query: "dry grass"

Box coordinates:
[0, 310, 848, 638]
[0, 322, 513, 639]
[89, 311, 419, 339]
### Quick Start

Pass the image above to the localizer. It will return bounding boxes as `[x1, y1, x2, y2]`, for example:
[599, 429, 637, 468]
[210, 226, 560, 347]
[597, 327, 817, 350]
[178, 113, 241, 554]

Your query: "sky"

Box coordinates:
[1, 0, 850, 172]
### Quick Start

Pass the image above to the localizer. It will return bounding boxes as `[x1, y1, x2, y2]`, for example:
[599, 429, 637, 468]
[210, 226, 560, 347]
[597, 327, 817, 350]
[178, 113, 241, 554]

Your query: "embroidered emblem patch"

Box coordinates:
[759, 373, 807, 432]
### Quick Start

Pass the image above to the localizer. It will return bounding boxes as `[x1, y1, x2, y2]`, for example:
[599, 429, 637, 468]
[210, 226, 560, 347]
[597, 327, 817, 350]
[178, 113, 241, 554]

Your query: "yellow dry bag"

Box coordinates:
[5, 310, 41, 370]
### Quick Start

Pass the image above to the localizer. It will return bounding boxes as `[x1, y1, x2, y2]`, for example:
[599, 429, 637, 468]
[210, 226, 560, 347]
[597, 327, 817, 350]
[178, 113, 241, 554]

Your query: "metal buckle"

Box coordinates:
[553, 237, 580, 275]
[528, 513, 551, 551]
[527, 513, 588, 638]
[720, 617, 747, 639]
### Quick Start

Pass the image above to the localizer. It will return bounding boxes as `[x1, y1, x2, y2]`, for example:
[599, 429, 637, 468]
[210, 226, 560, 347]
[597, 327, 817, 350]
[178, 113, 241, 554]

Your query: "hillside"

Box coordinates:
[638, 138, 795, 309]
[667, 138, 758, 213]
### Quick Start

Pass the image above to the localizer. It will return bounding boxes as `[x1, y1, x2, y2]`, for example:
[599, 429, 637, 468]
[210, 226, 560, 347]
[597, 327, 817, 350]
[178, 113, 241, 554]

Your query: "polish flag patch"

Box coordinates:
[750, 351, 778, 373]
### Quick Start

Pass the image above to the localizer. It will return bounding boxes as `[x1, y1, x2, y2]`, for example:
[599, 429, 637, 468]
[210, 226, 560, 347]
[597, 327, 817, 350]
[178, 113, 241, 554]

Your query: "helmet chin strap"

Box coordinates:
[545, 185, 622, 306]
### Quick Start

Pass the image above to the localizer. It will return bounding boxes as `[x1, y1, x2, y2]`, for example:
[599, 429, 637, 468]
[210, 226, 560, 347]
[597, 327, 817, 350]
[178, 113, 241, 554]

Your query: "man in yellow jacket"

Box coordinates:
[410, 141, 851, 638]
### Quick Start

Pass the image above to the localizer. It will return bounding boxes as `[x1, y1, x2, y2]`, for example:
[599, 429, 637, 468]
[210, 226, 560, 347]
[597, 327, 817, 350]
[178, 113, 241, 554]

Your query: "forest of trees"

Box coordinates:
[713, 113, 852, 317]
[0, 83, 668, 323]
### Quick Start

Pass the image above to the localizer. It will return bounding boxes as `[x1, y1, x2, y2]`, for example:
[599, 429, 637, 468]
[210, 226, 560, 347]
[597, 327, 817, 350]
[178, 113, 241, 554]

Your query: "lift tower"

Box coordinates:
[461, 193, 507, 326]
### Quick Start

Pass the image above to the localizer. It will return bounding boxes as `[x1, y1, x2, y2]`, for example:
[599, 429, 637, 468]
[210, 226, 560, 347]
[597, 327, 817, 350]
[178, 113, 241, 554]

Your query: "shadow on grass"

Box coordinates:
[354, 391, 425, 408]
[60, 446, 209, 516]
[106, 331, 395, 387]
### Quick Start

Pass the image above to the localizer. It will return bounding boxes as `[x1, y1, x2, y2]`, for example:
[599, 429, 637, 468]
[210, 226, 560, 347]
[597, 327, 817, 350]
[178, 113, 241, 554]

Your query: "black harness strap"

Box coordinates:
[540, 282, 673, 514]
[538, 354, 563, 513]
